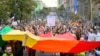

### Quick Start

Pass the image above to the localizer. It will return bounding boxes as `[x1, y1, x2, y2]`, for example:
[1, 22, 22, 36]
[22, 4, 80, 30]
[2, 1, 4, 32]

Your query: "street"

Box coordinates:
[36, 51, 60, 56]
[23, 50, 60, 56]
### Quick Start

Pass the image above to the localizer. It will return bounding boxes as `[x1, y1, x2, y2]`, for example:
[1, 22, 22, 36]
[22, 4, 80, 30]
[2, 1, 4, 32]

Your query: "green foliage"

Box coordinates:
[75, 14, 81, 19]
[93, 0, 100, 4]
[57, 5, 65, 11]
[12, 0, 37, 20]
[0, 0, 11, 19]
[73, 13, 81, 20]
[86, 0, 100, 4]
[39, 7, 49, 14]
[84, 0, 100, 20]
[0, 0, 37, 20]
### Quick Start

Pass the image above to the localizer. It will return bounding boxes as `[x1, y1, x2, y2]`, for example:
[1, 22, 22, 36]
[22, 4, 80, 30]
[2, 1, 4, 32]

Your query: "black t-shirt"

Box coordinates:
[14, 46, 24, 56]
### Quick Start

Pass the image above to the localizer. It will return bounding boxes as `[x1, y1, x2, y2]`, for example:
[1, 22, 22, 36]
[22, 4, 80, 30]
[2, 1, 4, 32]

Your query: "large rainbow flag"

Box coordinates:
[26, 31, 100, 53]
[1, 26, 100, 53]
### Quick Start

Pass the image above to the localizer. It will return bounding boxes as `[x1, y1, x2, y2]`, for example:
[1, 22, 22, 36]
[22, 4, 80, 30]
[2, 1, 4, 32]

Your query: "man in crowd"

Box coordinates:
[2, 45, 13, 56]
[2, 43, 25, 56]
[94, 29, 100, 56]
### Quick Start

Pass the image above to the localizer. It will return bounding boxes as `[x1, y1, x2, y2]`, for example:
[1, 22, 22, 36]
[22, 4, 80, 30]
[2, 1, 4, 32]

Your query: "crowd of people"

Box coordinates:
[0, 20, 100, 56]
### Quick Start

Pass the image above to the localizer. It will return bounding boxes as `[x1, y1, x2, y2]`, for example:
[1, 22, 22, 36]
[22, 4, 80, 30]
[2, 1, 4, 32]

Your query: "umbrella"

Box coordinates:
[26, 31, 100, 53]
[1, 26, 25, 42]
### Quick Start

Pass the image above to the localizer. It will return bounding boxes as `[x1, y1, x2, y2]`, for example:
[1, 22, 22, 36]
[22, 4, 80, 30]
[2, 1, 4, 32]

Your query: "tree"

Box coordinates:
[39, 7, 50, 15]
[12, 0, 37, 21]
[71, 13, 81, 20]
[57, 5, 65, 12]
[57, 5, 65, 18]
[0, 0, 37, 21]
[91, 0, 100, 19]
[0, 0, 11, 19]
[77, 0, 100, 21]
[93, 0, 100, 4]
[75, 13, 81, 20]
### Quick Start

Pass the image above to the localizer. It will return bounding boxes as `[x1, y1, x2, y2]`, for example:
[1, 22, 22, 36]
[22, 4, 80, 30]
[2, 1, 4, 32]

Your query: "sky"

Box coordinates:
[41, 0, 58, 7]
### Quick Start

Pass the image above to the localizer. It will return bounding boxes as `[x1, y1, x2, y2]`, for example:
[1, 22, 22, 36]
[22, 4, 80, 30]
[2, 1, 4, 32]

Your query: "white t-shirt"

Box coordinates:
[87, 32, 95, 41]
[12, 21, 18, 26]
[94, 33, 100, 41]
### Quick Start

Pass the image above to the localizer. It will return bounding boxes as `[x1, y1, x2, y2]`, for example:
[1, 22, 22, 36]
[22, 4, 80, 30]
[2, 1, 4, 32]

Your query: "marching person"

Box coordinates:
[2, 44, 25, 56]
[94, 29, 100, 56]
[2, 45, 13, 56]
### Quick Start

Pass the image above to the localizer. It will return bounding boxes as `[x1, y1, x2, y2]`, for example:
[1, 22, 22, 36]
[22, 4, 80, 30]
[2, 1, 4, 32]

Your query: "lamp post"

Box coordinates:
[90, 0, 93, 26]
[14, 0, 16, 20]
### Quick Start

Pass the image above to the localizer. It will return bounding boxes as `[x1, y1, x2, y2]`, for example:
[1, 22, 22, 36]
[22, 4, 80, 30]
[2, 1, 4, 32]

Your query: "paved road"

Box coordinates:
[23, 50, 60, 56]
[36, 51, 60, 56]
[23, 50, 96, 56]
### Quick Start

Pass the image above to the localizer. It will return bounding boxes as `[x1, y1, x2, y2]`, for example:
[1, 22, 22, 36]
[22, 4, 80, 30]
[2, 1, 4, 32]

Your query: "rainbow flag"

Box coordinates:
[1, 26, 100, 53]
[1, 26, 25, 42]
[26, 31, 100, 53]
[0, 25, 12, 47]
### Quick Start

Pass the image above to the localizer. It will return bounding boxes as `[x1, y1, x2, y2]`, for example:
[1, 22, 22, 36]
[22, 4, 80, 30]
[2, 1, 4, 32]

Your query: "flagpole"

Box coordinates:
[73, 0, 77, 20]
[74, 0, 77, 14]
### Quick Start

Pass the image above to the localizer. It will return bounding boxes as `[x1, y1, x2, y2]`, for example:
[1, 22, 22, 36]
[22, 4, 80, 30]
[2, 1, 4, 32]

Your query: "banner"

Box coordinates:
[47, 15, 55, 26]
